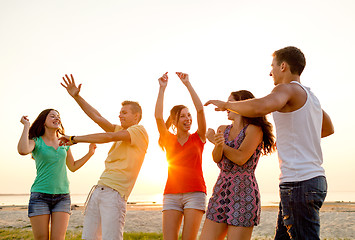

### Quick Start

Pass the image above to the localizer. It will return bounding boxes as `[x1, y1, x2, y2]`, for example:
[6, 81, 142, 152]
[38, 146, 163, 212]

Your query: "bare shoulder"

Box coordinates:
[245, 124, 263, 139]
[273, 82, 307, 112]
[246, 124, 262, 133]
[273, 83, 296, 93]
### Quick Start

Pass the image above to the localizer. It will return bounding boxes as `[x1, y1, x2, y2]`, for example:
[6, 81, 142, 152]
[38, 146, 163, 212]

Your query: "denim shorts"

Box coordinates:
[275, 176, 327, 240]
[163, 191, 206, 212]
[28, 192, 71, 217]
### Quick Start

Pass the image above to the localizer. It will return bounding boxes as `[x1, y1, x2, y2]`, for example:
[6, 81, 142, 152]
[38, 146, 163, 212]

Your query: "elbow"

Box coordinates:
[322, 127, 334, 138]
[213, 158, 222, 163]
[196, 108, 204, 114]
[68, 166, 77, 172]
[17, 147, 29, 156]
[212, 152, 223, 163]
[18, 151, 28, 156]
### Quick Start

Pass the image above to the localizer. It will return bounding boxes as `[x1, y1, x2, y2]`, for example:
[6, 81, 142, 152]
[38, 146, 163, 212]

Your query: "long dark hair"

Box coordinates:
[29, 109, 65, 139]
[158, 104, 187, 149]
[230, 90, 276, 155]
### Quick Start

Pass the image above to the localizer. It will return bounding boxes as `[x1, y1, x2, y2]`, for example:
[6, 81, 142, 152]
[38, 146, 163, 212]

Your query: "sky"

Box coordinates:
[1, 0, 354, 204]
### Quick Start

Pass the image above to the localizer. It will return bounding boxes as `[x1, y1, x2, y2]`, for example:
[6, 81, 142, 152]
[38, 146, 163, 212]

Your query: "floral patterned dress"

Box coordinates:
[206, 124, 262, 227]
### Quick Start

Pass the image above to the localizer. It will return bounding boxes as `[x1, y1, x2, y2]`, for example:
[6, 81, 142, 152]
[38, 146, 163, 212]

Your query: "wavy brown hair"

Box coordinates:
[230, 90, 276, 155]
[29, 109, 65, 139]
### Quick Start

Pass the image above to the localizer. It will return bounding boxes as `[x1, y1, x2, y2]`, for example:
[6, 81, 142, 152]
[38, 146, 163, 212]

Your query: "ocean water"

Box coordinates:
[0, 193, 163, 206]
[1, 191, 354, 207]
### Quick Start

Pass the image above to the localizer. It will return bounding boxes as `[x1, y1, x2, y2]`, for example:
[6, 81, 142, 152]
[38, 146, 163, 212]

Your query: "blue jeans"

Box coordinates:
[274, 176, 327, 240]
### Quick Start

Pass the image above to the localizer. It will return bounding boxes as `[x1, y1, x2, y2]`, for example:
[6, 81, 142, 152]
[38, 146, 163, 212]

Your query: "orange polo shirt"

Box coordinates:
[162, 131, 206, 194]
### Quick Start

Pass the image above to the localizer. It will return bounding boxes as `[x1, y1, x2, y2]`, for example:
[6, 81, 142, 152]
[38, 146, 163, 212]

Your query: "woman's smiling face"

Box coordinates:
[176, 107, 192, 132]
[44, 110, 61, 130]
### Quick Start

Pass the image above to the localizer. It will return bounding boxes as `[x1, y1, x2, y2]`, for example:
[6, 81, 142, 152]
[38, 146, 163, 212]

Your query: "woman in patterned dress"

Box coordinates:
[200, 90, 275, 240]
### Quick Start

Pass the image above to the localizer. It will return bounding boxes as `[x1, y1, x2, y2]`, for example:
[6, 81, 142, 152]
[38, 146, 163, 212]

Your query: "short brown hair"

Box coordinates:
[122, 101, 142, 122]
[273, 46, 306, 76]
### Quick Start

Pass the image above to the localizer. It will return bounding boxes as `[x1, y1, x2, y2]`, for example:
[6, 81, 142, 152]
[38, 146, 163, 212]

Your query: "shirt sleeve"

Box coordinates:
[32, 137, 40, 157]
[126, 125, 149, 151]
[193, 131, 205, 146]
[159, 131, 174, 149]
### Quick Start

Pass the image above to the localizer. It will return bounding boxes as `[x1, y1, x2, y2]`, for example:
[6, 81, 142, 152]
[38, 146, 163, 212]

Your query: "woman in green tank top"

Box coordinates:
[18, 109, 96, 240]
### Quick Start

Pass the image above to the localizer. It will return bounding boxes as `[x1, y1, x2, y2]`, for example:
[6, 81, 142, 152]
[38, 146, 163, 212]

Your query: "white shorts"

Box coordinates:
[82, 185, 127, 240]
[163, 191, 206, 212]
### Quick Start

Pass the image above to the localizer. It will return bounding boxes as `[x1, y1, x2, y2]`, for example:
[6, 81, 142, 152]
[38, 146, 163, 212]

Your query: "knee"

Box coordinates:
[283, 215, 293, 231]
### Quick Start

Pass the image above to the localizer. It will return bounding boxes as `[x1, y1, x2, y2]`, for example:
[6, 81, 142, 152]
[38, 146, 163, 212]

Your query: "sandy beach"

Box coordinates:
[1, 202, 354, 239]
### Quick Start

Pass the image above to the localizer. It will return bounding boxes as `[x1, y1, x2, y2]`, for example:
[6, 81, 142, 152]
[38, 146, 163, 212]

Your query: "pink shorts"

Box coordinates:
[163, 191, 206, 212]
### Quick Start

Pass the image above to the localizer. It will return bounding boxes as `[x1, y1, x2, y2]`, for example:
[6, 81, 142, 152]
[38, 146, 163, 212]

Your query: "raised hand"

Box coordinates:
[206, 128, 216, 144]
[176, 72, 189, 85]
[204, 100, 227, 111]
[88, 143, 97, 154]
[61, 74, 82, 98]
[20, 116, 30, 126]
[214, 130, 225, 146]
[158, 72, 168, 88]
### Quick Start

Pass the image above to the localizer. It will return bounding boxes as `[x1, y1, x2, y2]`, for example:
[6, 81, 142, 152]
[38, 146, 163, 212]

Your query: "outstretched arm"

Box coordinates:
[59, 130, 131, 146]
[66, 144, 96, 172]
[17, 116, 35, 155]
[176, 72, 206, 142]
[321, 110, 334, 138]
[205, 84, 291, 117]
[154, 72, 169, 139]
[61, 74, 115, 132]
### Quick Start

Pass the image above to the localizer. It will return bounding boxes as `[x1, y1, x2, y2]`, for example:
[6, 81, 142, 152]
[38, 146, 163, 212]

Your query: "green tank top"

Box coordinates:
[30, 136, 70, 194]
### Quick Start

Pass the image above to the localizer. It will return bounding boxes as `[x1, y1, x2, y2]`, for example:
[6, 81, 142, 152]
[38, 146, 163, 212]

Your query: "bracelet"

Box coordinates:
[69, 136, 77, 145]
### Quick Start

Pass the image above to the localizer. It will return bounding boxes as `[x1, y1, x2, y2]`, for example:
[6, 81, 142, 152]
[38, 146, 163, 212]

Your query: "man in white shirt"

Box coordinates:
[205, 46, 334, 240]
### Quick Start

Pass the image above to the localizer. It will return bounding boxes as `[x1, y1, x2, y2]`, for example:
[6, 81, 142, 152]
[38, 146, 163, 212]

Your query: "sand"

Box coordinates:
[0, 202, 354, 239]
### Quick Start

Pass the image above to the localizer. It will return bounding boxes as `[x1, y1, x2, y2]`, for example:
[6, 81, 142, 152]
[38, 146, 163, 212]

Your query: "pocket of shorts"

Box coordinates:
[30, 192, 44, 201]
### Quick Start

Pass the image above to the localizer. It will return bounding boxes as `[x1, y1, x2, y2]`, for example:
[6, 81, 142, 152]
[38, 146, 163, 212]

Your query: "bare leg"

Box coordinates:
[163, 210, 183, 240]
[181, 209, 204, 240]
[199, 218, 227, 240]
[30, 214, 50, 240]
[50, 212, 70, 240]
[227, 225, 253, 240]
